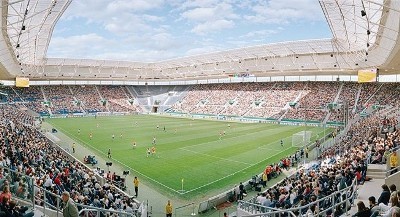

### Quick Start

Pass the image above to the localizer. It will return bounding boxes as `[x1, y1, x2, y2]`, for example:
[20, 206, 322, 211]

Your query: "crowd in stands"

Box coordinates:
[0, 104, 139, 215]
[98, 86, 140, 113]
[357, 83, 381, 112]
[3, 85, 142, 115]
[2, 82, 400, 122]
[365, 83, 400, 109]
[70, 85, 108, 113]
[337, 82, 359, 110]
[42, 86, 82, 114]
[173, 82, 344, 121]
[247, 107, 400, 216]
[297, 82, 340, 109]
[284, 109, 327, 122]
[12, 86, 49, 115]
[172, 82, 400, 123]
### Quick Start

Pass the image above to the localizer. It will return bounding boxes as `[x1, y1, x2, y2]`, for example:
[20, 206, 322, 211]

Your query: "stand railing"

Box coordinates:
[237, 178, 358, 217]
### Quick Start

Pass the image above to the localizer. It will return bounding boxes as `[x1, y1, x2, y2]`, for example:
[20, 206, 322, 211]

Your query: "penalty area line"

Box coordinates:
[179, 147, 252, 165]
[47, 123, 183, 194]
[181, 146, 293, 195]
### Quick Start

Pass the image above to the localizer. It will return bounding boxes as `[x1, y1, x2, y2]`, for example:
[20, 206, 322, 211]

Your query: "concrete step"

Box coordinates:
[367, 174, 386, 179]
[367, 171, 386, 176]
[367, 164, 388, 172]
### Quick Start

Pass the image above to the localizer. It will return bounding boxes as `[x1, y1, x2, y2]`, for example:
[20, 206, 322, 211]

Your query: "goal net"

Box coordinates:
[292, 131, 312, 148]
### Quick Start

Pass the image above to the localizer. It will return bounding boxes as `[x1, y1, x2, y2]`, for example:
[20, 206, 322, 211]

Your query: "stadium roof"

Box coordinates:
[0, 0, 399, 80]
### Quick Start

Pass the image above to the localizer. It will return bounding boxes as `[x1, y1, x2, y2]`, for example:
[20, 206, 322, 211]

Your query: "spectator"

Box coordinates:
[369, 196, 380, 217]
[390, 185, 397, 197]
[0, 186, 11, 204]
[380, 196, 400, 217]
[352, 201, 371, 217]
[379, 184, 391, 205]
[390, 152, 398, 175]
[166, 200, 172, 217]
[61, 191, 79, 217]
[133, 177, 139, 197]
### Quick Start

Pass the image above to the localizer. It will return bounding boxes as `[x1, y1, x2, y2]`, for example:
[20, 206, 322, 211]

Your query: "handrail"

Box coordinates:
[0, 166, 145, 217]
[238, 178, 358, 217]
[386, 165, 400, 177]
[78, 208, 136, 217]
[175, 202, 195, 217]
[238, 201, 297, 217]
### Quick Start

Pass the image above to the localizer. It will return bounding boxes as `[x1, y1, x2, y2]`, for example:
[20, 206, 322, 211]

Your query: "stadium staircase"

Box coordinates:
[333, 82, 344, 103]
[95, 85, 110, 112]
[366, 164, 387, 179]
[40, 86, 53, 115]
[69, 86, 85, 114]
[352, 85, 362, 113]
[125, 86, 146, 112]
[360, 83, 384, 113]
[322, 83, 343, 124]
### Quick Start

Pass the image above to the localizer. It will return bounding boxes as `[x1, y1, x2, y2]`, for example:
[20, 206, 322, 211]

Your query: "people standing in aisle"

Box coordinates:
[133, 177, 139, 197]
[165, 200, 172, 217]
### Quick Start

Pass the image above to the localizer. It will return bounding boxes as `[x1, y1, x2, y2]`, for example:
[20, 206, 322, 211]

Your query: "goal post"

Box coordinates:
[292, 131, 312, 148]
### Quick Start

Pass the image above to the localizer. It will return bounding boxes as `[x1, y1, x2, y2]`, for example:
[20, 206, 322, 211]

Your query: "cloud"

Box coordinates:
[48, 34, 114, 58]
[179, 2, 239, 35]
[191, 19, 235, 35]
[61, 0, 165, 35]
[241, 30, 279, 38]
[185, 45, 223, 56]
[93, 50, 178, 62]
[49, 33, 181, 62]
[181, 7, 216, 22]
[48, 0, 331, 62]
[63, 0, 165, 21]
[245, 0, 324, 24]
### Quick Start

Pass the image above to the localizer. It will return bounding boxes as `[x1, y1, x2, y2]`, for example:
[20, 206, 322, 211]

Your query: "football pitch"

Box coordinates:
[47, 115, 331, 199]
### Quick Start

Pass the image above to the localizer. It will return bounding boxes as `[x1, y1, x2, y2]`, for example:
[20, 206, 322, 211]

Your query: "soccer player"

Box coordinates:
[112, 134, 115, 140]
[157, 125, 160, 130]
[151, 146, 156, 156]
[146, 148, 151, 157]
[132, 140, 137, 149]
[120, 132, 123, 138]
[152, 136, 156, 145]
[78, 128, 81, 135]
[107, 148, 111, 158]
[163, 126, 166, 132]
[72, 142, 76, 153]
[89, 132, 93, 140]
[280, 140, 284, 147]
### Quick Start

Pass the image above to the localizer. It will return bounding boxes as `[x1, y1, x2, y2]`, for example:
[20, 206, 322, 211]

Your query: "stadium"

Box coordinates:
[0, 0, 400, 217]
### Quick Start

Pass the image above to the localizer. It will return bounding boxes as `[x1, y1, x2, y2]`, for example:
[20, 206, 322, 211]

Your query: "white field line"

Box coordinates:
[180, 128, 327, 194]
[51, 122, 325, 195]
[50, 123, 182, 194]
[181, 146, 292, 195]
[179, 147, 253, 165]
[257, 147, 287, 152]
[182, 125, 295, 149]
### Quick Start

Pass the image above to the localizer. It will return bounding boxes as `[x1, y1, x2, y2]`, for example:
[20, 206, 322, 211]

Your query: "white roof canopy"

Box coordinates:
[0, 0, 399, 80]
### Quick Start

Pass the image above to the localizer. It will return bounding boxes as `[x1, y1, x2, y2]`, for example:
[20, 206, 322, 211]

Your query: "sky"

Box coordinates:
[47, 0, 332, 62]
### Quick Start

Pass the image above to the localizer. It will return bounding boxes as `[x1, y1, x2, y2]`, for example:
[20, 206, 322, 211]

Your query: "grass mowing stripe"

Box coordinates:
[179, 147, 253, 165]
[50, 122, 183, 193]
[182, 146, 293, 195]
[46, 115, 327, 199]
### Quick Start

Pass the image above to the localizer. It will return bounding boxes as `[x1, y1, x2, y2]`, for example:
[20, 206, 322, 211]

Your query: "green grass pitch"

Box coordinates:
[47, 115, 331, 199]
